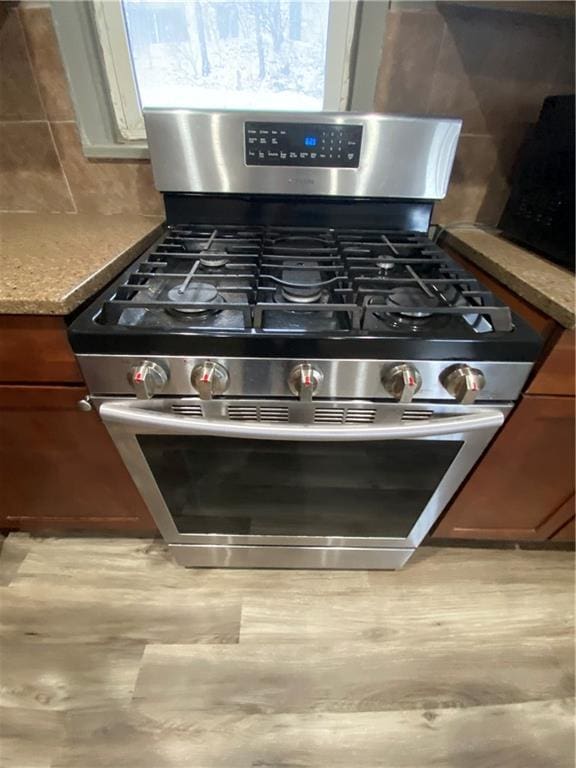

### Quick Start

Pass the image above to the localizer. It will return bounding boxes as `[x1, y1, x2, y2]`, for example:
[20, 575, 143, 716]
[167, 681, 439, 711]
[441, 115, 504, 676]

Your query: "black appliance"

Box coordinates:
[499, 94, 575, 271]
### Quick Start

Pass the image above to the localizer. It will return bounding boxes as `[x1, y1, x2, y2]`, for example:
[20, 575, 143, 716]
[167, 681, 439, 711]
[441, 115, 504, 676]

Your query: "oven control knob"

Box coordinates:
[382, 363, 422, 403]
[191, 361, 229, 400]
[441, 364, 486, 404]
[129, 361, 168, 399]
[288, 363, 323, 402]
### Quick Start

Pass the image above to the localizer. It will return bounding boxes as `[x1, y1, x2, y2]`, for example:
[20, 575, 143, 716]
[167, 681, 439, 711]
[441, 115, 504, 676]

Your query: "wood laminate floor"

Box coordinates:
[0, 534, 573, 768]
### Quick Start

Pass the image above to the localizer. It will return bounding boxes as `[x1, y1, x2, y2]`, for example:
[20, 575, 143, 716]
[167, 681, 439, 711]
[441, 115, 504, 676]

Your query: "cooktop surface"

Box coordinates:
[69, 224, 541, 361]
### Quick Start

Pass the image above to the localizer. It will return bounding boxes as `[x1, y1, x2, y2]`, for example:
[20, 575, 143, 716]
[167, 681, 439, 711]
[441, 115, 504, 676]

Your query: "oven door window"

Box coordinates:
[137, 436, 464, 539]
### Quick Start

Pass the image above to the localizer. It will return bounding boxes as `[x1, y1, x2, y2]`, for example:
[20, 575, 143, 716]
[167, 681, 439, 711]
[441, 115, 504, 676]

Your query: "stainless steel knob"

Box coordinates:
[382, 363, 422, 403]
[191, 361, 229, 400]
[77, 396, 93, 412]
[129, 361, 168, 400]
[288, 363, 323, 401]
[441, 364, 486, 404]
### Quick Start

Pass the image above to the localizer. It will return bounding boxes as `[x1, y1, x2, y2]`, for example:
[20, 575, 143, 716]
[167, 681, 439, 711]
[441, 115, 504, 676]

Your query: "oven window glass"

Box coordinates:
[137, 437, 463, 538]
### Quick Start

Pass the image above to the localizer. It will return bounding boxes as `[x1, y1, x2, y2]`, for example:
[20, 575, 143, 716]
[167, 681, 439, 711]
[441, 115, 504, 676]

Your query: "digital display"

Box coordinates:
[245, 122, 363, 168]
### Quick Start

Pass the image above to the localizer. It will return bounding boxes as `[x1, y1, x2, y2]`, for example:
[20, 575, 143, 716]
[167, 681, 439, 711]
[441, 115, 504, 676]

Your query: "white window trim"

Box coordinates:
[92, 0, 146, 140]
[325, 0, 359, 111]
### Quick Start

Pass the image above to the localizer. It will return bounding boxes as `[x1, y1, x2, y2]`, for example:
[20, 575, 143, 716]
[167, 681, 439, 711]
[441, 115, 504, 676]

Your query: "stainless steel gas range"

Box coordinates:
[68, 110, 541, 569]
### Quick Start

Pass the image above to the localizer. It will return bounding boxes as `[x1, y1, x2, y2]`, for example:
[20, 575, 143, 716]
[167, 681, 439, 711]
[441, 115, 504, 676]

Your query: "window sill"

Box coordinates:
[82, 141, 149, 160]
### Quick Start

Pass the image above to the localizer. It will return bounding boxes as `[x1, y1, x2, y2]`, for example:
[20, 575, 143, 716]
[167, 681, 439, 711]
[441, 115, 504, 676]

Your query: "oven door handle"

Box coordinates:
[100, 401, 505, 440]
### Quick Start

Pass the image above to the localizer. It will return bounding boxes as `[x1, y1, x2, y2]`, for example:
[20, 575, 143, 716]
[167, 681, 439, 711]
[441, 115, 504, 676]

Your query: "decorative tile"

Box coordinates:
[429, 4, 573, 135]
[19, 6, 76, 121]
[374, 8, 445, 114]
[433, 133, 521, 226]
[0, 5, 44, 120]
[0, 122, 74, 212]
[51, 122, 164, 216]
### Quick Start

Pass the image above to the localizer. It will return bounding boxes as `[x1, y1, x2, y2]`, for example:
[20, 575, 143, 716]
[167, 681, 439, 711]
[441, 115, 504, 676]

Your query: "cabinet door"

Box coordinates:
[551, 514, 575, 541]
[433, 396, 575, 540]
[0, 317, 82, 384]
[0, 386, 157, 533]
[527, 329, 575, 396]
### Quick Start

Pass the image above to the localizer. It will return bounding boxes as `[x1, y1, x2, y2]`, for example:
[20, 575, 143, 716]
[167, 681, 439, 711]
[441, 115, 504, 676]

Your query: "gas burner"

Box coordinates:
[272, 258, 332, 306]
[369, 286, 450, 333]
[388, 286, 440, 317]
[198, 254, 230, 269]
[182, 242, 230, 269]
[377, 257, 397, 274]
[166, 282, 225, 317]
[273, 235, 331, 249]
[277, 284, 327, 305]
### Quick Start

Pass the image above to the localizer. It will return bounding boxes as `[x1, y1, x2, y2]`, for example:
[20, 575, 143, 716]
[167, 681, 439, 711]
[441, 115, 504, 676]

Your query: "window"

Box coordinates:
[93, 0, 358, 141]
[51, 0, 387, 157]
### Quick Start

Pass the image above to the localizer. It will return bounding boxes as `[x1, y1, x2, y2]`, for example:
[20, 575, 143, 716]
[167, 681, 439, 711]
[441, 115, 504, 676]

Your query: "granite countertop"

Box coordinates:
[0, 213, 164, 315]
[441, 228, 575, 329]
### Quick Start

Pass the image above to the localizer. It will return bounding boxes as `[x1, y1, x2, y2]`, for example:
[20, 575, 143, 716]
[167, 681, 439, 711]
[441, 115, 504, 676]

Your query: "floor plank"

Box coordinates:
[0, 535, 573, 768]
[0, 707, 64, 768]
[0, 639, 145, 711]
[133, 640, 573, 718]
[0, 581, 241, 645]
[51, 699, 575, 768]
[0, 532, 32, 586]
[240, 548, 574, 646]
[13, 535, 370, 594]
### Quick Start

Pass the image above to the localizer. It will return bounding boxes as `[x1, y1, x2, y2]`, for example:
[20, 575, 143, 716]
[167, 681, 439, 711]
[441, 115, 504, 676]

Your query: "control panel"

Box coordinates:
[245, 121, 363, 168]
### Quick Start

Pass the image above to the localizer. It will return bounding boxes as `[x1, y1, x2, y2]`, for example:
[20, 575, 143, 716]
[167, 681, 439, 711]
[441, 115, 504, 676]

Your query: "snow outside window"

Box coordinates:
[94, 0, 358, 142]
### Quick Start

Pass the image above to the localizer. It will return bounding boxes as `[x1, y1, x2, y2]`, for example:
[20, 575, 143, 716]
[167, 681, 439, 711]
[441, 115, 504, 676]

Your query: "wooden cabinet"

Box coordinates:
[527, 329, 575, 397]
[433, 254, 575, 542]
[0, 317, 156, 534]
[552, 513, 576, 541]
[433, 396, 575, 540]
[0, 316, 83, 384]
[0, 385, 156, 533]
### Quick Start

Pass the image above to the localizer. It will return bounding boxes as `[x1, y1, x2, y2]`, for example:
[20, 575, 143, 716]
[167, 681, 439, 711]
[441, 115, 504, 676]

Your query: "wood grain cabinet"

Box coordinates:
[0, 317, 156, 534]
[432, 256, 575, 542]
[433, 395, 575, 540]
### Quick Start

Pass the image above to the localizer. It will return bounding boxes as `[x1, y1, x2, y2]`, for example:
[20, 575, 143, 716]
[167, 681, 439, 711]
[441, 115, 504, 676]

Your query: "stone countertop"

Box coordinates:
[0, 213, 164, 315]
[441, 228, 575, 329]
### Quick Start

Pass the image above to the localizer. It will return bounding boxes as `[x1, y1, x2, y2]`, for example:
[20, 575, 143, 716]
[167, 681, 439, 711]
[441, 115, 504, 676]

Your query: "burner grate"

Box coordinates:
[97, 225, 513, 334]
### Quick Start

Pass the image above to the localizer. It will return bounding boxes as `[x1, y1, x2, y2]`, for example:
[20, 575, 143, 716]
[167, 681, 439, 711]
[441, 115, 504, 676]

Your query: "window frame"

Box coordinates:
[51, 0, 386, 159]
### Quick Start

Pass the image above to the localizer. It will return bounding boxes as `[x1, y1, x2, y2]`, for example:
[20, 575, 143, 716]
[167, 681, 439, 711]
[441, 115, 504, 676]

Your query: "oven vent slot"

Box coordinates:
[401, 409, 434, 421]
[259, 407, 290, 423]
[346, 408, 376, 424]
[227, 405, 289, 423]
[314, 408, 345, 424]
[228, 406, 258, 421]
[171, 404, 203, 418]
[313, 408, 376, 424]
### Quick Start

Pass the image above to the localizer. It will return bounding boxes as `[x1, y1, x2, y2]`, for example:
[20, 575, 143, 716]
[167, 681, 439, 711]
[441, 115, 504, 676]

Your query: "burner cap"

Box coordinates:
[280, 285, 325, 304]
[183, 239, 230, 268]
[377, 257, 396, 273]
[368, 286, 448, 332]
[199, 254, 230, 268]
[273, 235, 330, 249]
[387, 286, 440, 318]
[166, 282, 225, 316]
[276, 259, 327, 304]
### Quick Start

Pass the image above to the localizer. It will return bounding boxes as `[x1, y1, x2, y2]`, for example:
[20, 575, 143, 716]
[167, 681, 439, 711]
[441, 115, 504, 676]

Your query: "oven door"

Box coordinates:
[99, 399, 507, 558]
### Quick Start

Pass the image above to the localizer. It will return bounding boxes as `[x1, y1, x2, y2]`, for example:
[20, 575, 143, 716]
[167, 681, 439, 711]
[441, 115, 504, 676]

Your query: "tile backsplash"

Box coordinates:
[0, 2, 163, 215]
[1, 1, 573, 223]
[375, 1, 574, 225]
